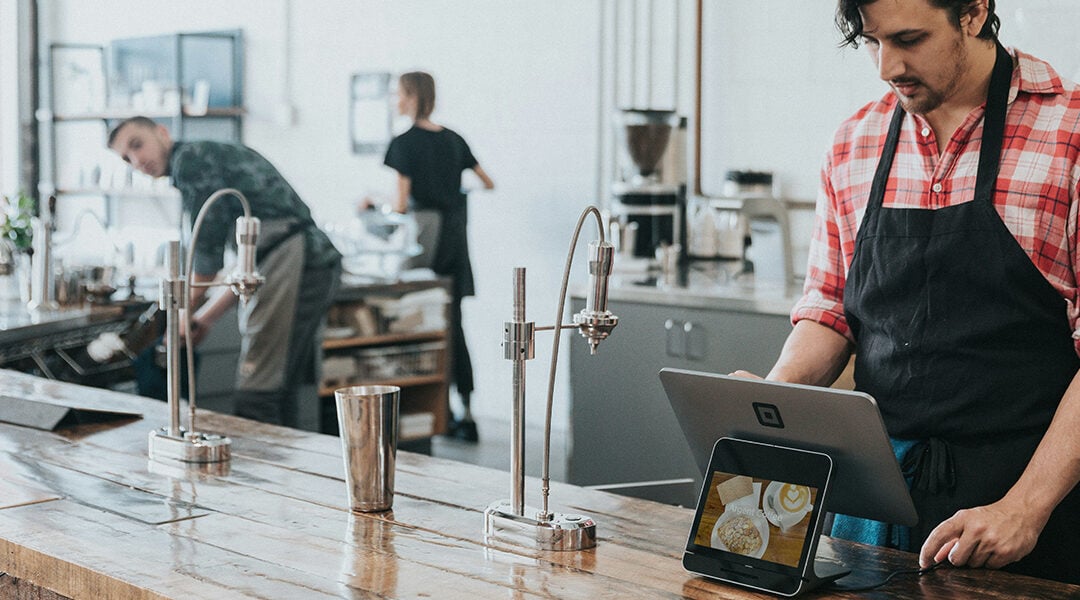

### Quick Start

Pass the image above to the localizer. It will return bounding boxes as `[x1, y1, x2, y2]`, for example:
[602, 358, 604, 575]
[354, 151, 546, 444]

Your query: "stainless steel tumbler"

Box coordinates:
[335, 385, 399, 512]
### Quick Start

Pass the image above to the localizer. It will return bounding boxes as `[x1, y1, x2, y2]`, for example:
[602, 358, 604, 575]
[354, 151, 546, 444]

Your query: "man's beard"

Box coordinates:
[893, 35, 968, 115]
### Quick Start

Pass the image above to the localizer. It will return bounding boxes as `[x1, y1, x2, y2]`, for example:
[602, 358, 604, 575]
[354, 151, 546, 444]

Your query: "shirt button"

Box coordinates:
[932, 182, 943, 193]
[921, 127, 931, 137]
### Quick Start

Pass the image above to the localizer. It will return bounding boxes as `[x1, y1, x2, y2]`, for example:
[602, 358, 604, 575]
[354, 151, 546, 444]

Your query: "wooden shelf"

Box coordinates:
[318, 279, 453, 439]
[319, 373, 444, 397]
[48, 106, 246, 122]
[54, 187, 180, 199]
[322, 330, 445, 350]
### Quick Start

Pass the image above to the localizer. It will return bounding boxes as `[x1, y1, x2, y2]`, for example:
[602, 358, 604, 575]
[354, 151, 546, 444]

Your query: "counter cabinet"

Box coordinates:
[569, 296, 793, 506]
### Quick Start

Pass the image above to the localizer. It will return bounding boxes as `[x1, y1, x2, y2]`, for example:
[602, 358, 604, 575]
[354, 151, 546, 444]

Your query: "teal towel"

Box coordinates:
[830, 438, 917, 551]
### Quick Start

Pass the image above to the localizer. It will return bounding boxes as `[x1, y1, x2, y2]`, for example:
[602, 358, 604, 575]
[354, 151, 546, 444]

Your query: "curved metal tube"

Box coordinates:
[183, 188, 253, 437]
[540, 206, 606, 519]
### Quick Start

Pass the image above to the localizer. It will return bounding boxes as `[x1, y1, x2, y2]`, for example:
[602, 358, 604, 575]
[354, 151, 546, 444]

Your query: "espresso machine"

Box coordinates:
[610, 109, 687, 262]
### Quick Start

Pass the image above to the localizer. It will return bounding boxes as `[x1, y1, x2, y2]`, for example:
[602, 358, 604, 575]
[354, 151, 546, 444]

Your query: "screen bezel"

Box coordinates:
[684, 437, 832, 586]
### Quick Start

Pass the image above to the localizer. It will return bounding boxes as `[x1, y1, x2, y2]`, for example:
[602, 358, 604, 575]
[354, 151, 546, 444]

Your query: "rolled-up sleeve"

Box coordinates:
[791, 153, 854, 343]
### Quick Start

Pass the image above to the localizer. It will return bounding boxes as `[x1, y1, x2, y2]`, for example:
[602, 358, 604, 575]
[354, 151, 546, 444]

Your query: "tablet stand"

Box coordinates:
[801, 547, 851, 594]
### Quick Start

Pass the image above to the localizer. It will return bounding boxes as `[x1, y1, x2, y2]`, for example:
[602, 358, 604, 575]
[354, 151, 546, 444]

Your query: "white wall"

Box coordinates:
[698, 0, 1080, 200]
[29, 0, 1080, 432]
[41, 0, 603, 431]
[1000, 1, 1080, 81]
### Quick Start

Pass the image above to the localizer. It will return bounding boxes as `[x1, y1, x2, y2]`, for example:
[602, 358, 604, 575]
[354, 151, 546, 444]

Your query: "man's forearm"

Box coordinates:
[192, 285, 237, 329]
[186, 272, 233, 330]
[767, 320, 853, 387]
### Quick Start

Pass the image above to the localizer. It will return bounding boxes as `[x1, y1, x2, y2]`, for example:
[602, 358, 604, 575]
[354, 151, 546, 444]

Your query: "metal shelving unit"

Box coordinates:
[39, 30, 245, 226]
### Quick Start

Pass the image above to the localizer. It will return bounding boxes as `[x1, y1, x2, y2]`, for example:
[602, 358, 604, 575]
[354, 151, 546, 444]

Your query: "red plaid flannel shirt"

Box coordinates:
[794, 48, 1080, 355]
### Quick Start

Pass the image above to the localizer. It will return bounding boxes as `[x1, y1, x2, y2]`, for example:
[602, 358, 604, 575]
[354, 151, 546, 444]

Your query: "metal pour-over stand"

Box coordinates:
[148, 188, 264, 464]
[483, 206, 618, 551]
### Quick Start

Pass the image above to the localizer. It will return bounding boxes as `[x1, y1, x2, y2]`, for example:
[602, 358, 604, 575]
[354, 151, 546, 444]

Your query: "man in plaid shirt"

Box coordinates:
[739, 0, 1080, 583]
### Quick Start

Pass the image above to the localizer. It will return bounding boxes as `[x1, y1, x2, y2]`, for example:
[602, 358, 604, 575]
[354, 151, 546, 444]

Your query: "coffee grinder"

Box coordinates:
[610, 109, 687, 262]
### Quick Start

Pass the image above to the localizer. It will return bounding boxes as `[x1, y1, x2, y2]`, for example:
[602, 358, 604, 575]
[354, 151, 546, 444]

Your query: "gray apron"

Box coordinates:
[235, 219, 305, 392]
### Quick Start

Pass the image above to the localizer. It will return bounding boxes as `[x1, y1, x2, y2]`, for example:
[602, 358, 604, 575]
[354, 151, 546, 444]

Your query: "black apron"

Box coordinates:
[414, 193, 474, 299]
[843, 43, 1080, 583]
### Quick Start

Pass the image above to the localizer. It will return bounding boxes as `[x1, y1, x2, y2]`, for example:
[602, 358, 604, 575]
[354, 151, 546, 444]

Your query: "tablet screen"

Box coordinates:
[692, 470, 820, 568]
[684, 438, 831, 588]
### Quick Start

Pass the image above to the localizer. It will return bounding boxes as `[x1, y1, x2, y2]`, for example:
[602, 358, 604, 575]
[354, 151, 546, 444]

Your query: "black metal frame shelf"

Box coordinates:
[39, 30, 246, 225]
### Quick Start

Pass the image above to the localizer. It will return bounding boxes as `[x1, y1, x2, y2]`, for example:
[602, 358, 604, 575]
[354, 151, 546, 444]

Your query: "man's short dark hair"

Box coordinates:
[107, 115, 159, 147]
[836, 0, 1000, 48]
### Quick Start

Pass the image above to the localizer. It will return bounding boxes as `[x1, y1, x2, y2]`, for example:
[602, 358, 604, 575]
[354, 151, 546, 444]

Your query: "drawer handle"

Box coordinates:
[684, 321, 704, 360]
[665, 319, 682, 357]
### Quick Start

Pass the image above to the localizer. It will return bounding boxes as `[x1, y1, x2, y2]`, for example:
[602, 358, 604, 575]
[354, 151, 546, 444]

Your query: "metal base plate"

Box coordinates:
[483, 500, 597, 551]
[148, 428, 231, 464]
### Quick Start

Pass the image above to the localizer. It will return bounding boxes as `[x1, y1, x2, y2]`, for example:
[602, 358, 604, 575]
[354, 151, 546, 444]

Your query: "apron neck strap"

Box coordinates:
[973, 42, 1015, 206]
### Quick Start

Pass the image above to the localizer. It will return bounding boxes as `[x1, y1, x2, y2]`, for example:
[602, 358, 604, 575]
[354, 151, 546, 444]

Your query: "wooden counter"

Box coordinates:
[0, 370, 1076, 599]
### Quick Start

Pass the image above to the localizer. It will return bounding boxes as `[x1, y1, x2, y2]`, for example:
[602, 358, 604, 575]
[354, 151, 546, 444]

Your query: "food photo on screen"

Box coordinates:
[693, 472, 819, 567]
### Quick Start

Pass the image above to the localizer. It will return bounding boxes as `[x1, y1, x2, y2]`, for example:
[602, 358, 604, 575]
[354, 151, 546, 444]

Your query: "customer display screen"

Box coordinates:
[692, 470, 819, 568]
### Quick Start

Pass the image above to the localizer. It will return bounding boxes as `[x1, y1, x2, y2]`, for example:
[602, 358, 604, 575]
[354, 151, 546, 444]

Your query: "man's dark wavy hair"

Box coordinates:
[836, 0, 1000, 48]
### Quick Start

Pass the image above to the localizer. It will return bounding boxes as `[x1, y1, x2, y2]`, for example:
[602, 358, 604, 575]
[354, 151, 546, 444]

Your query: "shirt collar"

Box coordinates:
[1011, 46, 1066, 99]
[908, 47, 1067, 134]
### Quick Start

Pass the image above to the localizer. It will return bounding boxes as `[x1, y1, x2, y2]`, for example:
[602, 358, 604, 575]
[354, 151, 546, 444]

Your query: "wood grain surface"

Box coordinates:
[0, 369, 1077, 599]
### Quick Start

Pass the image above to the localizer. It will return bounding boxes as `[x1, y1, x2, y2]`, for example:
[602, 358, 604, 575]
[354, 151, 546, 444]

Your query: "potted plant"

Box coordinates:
[0, 192, 35, 301]
[1, 191, 34, 252]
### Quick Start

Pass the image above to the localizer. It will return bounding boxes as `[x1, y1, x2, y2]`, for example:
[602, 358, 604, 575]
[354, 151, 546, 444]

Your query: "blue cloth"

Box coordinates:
[830, 438, 917, 550]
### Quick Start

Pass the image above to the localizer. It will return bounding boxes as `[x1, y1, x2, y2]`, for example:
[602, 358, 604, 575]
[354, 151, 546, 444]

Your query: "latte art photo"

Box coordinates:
[779, 484, 810, 514]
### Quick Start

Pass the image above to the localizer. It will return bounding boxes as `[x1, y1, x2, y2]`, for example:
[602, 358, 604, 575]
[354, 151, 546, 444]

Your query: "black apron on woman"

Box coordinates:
[841, 43, 1080, 583]
[413, 195, 475, 397]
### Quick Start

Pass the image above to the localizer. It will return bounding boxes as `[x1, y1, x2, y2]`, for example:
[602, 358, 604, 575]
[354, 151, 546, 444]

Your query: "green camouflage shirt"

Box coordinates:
[169, 140, 341, 275]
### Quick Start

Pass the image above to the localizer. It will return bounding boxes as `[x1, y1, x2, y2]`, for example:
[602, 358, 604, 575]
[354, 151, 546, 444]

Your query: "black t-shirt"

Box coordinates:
[383, 126, 478, 210]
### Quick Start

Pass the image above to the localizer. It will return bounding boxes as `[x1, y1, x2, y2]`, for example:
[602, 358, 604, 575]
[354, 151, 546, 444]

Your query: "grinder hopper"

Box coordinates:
[617, 109, 679, 181]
